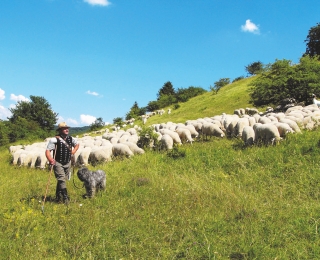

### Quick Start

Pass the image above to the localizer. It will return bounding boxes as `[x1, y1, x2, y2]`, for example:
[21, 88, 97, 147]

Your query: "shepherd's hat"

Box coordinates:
[56, 122, 70, 130]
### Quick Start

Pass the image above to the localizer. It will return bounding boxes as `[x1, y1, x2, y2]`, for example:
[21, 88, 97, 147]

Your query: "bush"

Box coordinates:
[249, 56, 320, 106]
[173, 104, 180, 110]
[137, 126, 160, 149]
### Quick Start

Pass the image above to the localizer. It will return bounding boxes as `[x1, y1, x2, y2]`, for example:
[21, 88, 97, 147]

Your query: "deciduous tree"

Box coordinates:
[90, 117, 104, 131]
[245, 61, 264, 76]
[8, 95, 58, 132]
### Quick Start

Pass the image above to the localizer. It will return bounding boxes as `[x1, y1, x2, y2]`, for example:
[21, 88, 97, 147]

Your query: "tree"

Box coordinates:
[8, 95, 58, 132]
[157, 94, 177, 108]
[249, 56, 320, 106]
[305, 22, 320, 57]
[8, 116, 48, 142]
[146, 100, 160, 112]
[245, 61, 264, 76]
[90, 117, 104, 131]
[175, 86, 207, 102]
[210, 78, 230, 93]
[157, 81, 175, 100]
[0, 120, 9, 146]
[125, 101, 145, 120]
[113, 117, 123, 127]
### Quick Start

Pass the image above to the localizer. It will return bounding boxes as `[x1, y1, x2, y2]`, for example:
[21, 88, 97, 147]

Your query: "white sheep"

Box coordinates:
[225, 117, 239, 137]
[279, 118, 301, 133]
[272, 122, 294, 137]
[89, 146, 113, 164]
[241, 126, 255, 146]
[123, 142, 145, 155]
[159, 129, 182, 145]
[175, 127, 194, 144]
[234, 118, 249, 137]
[312, 94, 320, 107]
[78, 147, 92, 166]
[202, 123, 225, 139]
[181, 124, 199, 138]
[160, 134, 174, 150]
[258, 117, 272, 124]
[112, 143, 134, 158]
[254, 124, 281, 145]
[9, 145, 24, 154]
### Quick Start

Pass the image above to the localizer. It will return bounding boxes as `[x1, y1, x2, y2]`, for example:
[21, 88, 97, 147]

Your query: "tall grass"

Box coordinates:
[2, 129, 320, 259]
[2, 77, 319, 259]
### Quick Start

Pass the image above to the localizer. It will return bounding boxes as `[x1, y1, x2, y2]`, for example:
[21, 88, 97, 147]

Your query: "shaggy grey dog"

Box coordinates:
[77, 167, 106, 198]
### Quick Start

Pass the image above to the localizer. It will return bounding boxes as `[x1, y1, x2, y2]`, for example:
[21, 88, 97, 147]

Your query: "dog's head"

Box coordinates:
[77, 167, 91, 182]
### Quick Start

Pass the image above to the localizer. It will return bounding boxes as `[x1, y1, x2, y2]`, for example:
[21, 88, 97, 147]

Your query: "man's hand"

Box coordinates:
[49, 159, 55, 165]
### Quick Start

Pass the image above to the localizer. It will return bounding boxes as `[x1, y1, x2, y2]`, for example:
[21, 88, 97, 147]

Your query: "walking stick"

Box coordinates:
[41, 147, 56, 214]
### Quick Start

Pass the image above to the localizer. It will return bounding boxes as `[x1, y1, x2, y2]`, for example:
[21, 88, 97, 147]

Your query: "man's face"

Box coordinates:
[60, 127, 69, 135]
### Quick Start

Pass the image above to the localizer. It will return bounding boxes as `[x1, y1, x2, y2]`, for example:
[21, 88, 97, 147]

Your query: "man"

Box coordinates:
[45, 122, 79, 204]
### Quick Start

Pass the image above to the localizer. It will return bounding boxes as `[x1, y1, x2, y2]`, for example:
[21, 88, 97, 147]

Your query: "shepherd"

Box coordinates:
[45, 122, 79, 204]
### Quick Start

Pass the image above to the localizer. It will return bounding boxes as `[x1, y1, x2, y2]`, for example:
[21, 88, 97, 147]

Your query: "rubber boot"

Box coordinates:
[55, 183, 63, 203]
[61, 188, 70, 205]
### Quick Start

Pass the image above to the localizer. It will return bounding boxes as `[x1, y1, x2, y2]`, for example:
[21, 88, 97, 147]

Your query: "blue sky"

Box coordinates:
[0, 0, 319, 126]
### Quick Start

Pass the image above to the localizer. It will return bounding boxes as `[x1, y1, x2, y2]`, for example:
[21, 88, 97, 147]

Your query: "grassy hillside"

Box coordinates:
[145, 76, 259, 125]
[2, 77, 320, 259]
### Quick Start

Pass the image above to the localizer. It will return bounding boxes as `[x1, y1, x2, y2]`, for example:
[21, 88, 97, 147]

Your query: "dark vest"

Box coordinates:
[55, 135, 72, 164]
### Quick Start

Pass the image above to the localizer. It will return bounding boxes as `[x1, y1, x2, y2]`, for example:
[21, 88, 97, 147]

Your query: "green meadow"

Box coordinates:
[1, 77, 320, 259]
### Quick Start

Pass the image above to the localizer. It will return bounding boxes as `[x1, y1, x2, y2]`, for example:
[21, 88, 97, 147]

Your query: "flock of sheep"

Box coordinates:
[9, 102, 320, 168]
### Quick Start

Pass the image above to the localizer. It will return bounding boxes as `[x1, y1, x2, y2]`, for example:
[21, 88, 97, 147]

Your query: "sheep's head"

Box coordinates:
[312, 93, 316, 98]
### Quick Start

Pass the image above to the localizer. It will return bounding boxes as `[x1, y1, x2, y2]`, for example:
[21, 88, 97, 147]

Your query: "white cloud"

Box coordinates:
[0, 88, 5, 100]
[84, 0, 111, 6]
[57, 115, 64, 122]
[10, 94, 30, 102]
[241, 19, 260, 34]
[66, 118, 79, 126]
[86, 90, 99, 96]
[0, 105, 11, 120]
[80, 114, 96, 125]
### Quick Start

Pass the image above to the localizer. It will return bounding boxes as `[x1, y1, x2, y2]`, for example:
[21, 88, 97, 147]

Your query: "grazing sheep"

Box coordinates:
[9, 145, 24, 154]
[89, 146, 113, 164]
[242, 126, 255, 146]
[12, 149, 25, 165]
[181, 124, 199, 138]
[35, 150, 49, 169]
[279, 118, 301, 133]
[258, 117, 272, 124]
[123, 142, 145, 155]
[159, 129, 182, 145]
[78, 147, 92, 166]
[254, 124, 281, 145]
[118, 134, 130, 143]
[225, 117, 240, 137]
[245, 107, 259, 115]
[202, 123, 225, 139]
[175, 127, 194, 144]
[248, 116, 256, 126]
[272, 122, 294, 137]
[234, 118, 249, 137]
[160, 134, 174, 150]
[112, 143, 134, 158]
